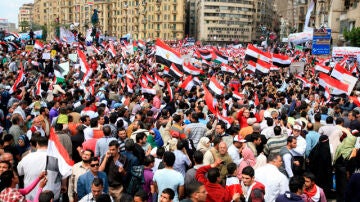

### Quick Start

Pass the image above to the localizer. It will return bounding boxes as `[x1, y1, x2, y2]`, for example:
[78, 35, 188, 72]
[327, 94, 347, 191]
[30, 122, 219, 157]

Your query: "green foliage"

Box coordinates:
[344, 27, 360, 47]
[19, 21, 29, 32]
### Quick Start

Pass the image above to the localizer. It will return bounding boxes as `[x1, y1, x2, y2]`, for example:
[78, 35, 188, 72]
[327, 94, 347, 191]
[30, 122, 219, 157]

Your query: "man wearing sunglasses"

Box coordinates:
[77, 157, 109, 201]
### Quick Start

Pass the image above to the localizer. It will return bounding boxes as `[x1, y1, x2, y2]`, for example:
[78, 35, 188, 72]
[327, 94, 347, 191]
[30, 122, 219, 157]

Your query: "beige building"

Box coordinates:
[328, 0, 360, 45]
[30, 0, 186, 41]
[18, 3, 33, 31]
[195, 0, 277, 45]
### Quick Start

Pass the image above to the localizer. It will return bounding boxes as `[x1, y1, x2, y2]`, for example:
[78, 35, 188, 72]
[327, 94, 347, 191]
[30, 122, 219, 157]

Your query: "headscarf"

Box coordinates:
[237, 146, 256, 179]
[16, 135, 30, 157]
[196, 137, 210, 154]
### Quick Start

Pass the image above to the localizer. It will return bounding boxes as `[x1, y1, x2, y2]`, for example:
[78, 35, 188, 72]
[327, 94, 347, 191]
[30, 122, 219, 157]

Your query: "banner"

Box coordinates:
[59, 62, 70, 76]
[304, 0, 315, 31]
[332, 47, 360, 57]
[19, 30, 43, 40]
[60, 27, 76, 43]
[288, 31, 313, 45]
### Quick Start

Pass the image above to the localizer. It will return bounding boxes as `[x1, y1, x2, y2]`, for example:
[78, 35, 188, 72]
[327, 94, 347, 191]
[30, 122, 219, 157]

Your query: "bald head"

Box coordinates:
[307, 123, 313, 131]
[218, 142, 228, 155]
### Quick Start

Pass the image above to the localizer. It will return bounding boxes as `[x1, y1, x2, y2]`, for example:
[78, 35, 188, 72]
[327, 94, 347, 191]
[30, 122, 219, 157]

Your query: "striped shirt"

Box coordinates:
[263, 135, 288, 156]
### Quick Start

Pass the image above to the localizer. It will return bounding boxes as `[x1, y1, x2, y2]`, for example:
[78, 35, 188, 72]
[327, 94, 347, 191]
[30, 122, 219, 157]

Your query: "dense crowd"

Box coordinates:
[0, 35, 359, 202]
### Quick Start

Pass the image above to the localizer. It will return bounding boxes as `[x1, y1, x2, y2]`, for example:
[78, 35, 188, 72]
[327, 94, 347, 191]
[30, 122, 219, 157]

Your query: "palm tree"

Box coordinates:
[19, 21, 30, 32]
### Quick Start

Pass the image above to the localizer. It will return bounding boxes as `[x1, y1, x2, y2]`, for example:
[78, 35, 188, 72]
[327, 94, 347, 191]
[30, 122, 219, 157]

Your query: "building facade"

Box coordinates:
[30, 0, 186, 40]
[195, 0, 276, 45]
[18, 3, 34, 31]
[329, 0, 360, 45]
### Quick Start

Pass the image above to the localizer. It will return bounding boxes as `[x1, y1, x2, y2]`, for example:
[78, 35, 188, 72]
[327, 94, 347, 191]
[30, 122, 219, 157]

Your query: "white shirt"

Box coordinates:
[291, 135, 306, 156]
[255, 164, 289, 202]
[84, 127, 94, 141]
[228, 144, 242, 166]
[17, 149, 62, 200]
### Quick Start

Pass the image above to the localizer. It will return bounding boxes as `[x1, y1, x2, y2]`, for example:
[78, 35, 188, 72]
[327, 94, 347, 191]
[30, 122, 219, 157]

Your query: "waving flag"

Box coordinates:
[315, 63, 331, 74]
[167, 82, 173, 101]
[212, 49, 228, 64]
[203, 84, 218, 115]
[141, 83, 156, 95]
[182, 62, 203, 75]
[331, 63, 352, 81]
[244, 44, 271, 63]
[180, 75, 195, 91]
[108, 42, 117, 57]
[54, 69, 65, 84]
[169, 63, 184, 78]
[34, 40, 44, 50]
[232, 91, 244, 100]
[318, 73, 349, 95]
[272, 53, 291, 67]
[246, 61, 256, 73]
[154, 74, 165, 86]
[47, 128, 74, 178]
[77, 49, 92, 83]
[220, 63, 236, 74]
[197, 49, 214, 60]
[295, 75, 313, 87]
[324, 86, 331, 102]
[208, 76, 224, 95]
[137, 39, 146, 50]
[256, 60, 271, 74]
[126, 77, 134, 93]
[155, 39, 183, 68]
[9, 69, 25, 94]
[34, 76, 42, 96]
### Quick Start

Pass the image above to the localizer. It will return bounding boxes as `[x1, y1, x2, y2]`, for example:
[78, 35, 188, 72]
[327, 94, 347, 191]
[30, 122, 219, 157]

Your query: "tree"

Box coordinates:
[344, 27, 360, 47]
[19, 21, 30, 32]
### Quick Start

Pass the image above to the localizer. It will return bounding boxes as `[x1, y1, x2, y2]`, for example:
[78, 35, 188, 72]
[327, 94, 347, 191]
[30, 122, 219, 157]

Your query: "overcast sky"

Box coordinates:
[0, 0, 34, 28]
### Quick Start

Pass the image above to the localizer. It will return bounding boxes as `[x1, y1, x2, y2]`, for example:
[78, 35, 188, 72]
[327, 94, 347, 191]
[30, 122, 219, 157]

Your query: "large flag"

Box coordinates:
[77, 49, 92, 83]
[244, 44, 272, 63]
[154, 74, 165, 86]
[246, 61, 256, 73]
[197, 49, 213, 60]
[256, 60, 271, 74]
[47, 128, 74, 178]
[331, 63, 352, 81]
[167, 82, 173, 101]
[155, 39, 183, 68]
[34, 76, 42, 96]
[182, 62, 203, 75]
[295, 75, 313, 87]
[126, 77, 134, 93]
[137, 39, 146, 50]
[169, 63, 184, 78]
[232, 91, 244, 100]
[180, 75, 195, 91]
[9, 69, 25, 94]
[272, 53, 291, 67]
[203, 84, 218, 115]
[108, 42, 117, 57]
[212, 49, 228, 64]
[34, 40, 44, 50]
[220, 63, 236, 74]
[54, 69, 65, 84]
[314, 63, 331, 74]
[318, 73, 349, 95]
[208, 76, 223, 95]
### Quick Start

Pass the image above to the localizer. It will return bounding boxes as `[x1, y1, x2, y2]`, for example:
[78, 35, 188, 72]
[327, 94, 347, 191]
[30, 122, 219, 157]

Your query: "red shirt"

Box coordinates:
[196, 165, 232, 202]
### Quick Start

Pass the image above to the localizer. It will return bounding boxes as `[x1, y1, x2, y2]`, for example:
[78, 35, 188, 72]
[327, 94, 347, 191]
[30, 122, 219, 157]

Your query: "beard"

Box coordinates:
[83, 159, 91, 164]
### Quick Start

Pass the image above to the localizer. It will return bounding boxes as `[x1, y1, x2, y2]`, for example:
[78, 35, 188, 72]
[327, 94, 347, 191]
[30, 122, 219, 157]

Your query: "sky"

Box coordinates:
[0, 0, 34, 28]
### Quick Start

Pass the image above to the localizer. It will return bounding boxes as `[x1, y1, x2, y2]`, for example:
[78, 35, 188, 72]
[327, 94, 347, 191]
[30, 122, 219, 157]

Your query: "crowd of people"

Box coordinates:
[0, 34, 359, 202]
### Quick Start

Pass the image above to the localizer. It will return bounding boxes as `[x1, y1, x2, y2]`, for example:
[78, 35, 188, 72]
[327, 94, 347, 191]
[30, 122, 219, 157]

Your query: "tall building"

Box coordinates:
[30, 0, 186, 40]
[329, 0, 360, 45]
[0, 19, 17, 32]
[18, 3, 34, 31]
[194, 0, 276, 45]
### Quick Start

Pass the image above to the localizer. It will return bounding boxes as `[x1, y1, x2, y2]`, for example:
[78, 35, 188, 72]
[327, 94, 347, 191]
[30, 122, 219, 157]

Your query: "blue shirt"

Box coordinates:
[305, 130, 320, 157]
[173, 150, 191, 177]
[77, 171, 109, 200]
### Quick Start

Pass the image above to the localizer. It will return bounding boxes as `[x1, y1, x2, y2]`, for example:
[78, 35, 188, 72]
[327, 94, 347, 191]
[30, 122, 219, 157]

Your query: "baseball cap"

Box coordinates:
[233, 135, 246, 143]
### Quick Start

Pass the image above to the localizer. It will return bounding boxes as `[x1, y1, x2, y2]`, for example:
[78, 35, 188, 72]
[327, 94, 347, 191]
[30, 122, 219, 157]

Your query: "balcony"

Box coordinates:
[135, 5, 139, 10]
[155, 9, 161, 14]
[172, 10, 177, 14]
[142, 19, 148, 23]
[142, 10, 147, 15]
